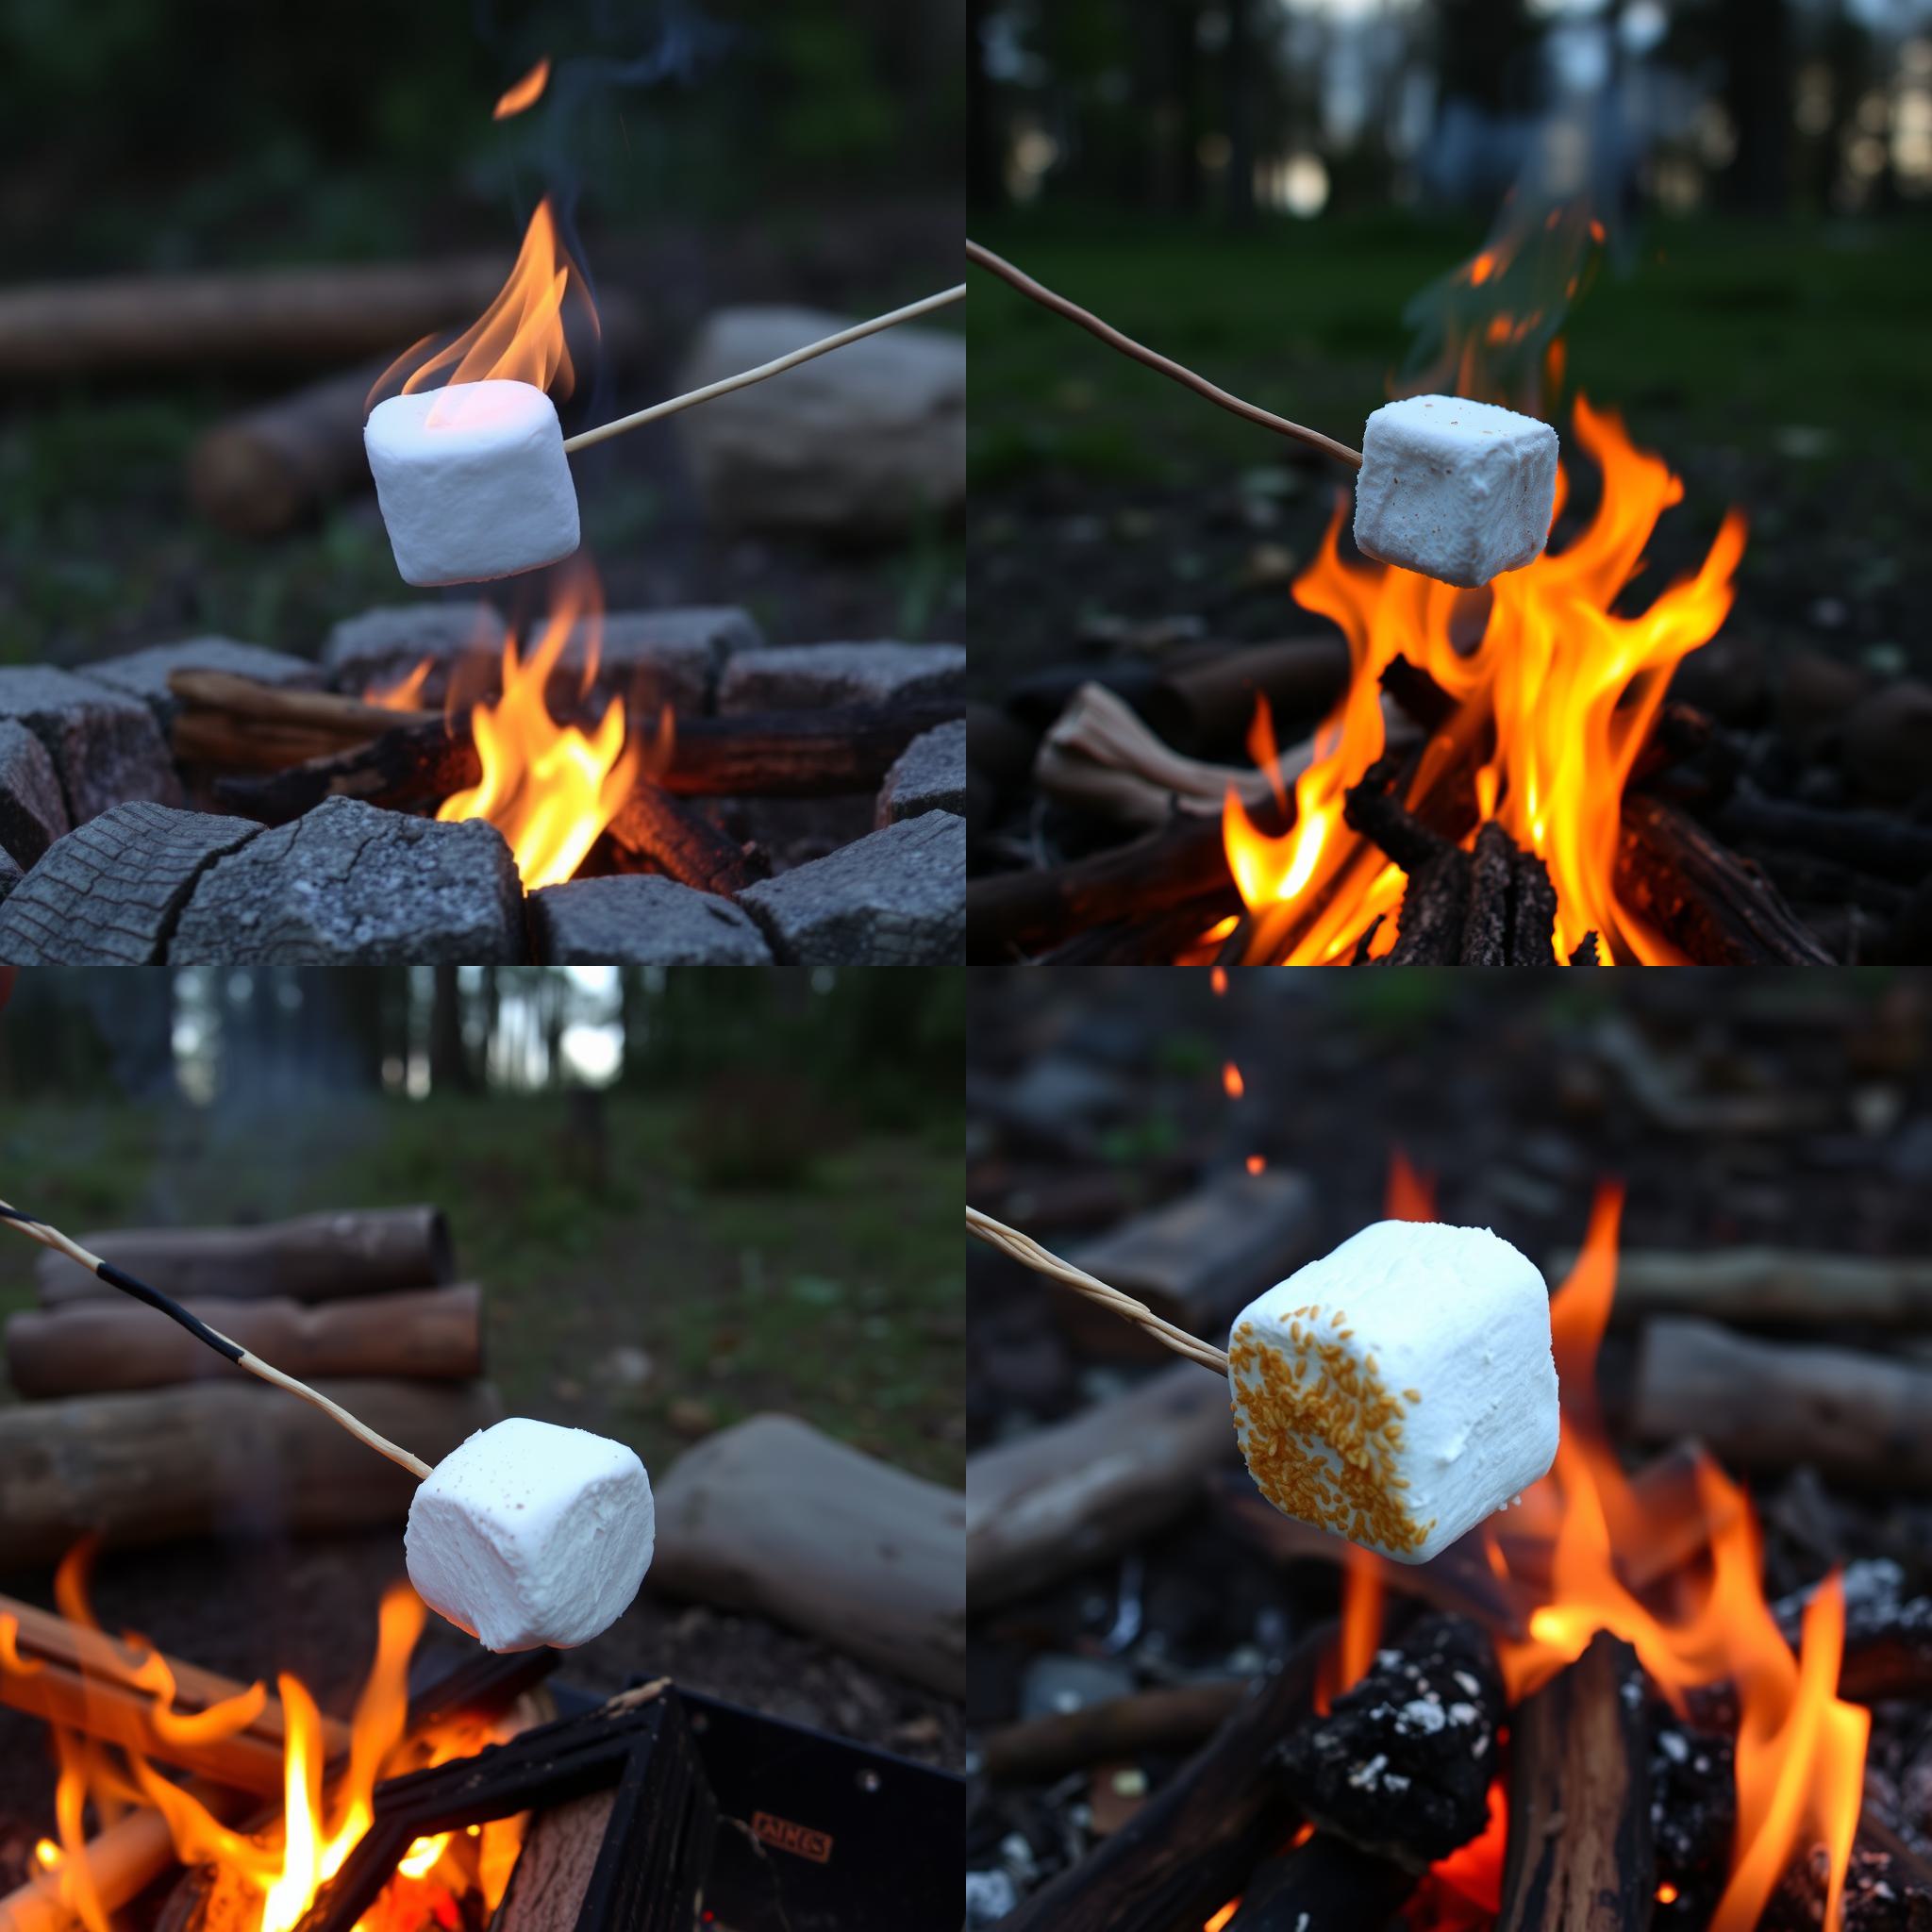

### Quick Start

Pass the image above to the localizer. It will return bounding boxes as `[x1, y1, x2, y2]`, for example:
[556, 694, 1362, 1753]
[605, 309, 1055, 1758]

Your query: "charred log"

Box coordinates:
[1776, 1562, 1932, 1704]
[1764, 1820, 1932, 1931]
[603, 786, 768, 897]
[1224, 1835, 1417, 1930]
[1713, 781, 1932, 888]
[1649, 1705, 1736, 1927]
[980, 1681, 1250, 1784]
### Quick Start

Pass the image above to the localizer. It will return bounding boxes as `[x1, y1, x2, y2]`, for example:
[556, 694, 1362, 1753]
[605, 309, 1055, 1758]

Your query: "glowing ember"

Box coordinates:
[1217, 398, 1745, 965]
[1222, 1061, 1244, 1100]
[492, 58, 551, 121]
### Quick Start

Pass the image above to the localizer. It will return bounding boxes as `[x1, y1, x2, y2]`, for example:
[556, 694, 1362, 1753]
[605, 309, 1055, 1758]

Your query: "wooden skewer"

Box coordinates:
[0, 1201, 433, 1480]
[558, 283, 966, 456]
[965, 1206, 1231, 1375]
[965, 239, 1364, 473]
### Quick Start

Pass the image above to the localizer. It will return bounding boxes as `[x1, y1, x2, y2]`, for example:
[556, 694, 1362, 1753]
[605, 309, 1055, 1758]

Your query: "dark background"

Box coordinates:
[0, 0, 964, 667]
[968, 0, 1932, 701]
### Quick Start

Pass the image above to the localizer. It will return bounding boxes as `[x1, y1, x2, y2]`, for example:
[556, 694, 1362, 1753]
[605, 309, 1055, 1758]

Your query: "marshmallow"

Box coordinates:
[1227, 1221, 1558, 1564]
[365, 380, 580, 588]
[1353, 395, 1558, 589]
[405, 1417, 654, 1651]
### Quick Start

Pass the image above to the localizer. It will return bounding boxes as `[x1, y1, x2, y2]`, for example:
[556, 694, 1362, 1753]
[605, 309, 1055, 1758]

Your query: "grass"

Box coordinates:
[0, 1091, 964, 1488]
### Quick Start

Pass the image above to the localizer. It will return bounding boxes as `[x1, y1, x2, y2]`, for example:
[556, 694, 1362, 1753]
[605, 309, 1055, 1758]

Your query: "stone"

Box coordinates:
[718, 641, 965, 715]
[0, 668, 182, 824]
[529, 874, 772, 965]
[875, 719, 968, 827]
[171, 795, 524, 964]
[737, 811, 964, 965]
[0, 720, 70, 869]
[322, 601, 509, 700]
[0, 848, 21, 904]
[77, 637, 323, 728]
[675, 305, 964, 538]
[0, 802, 262, 965]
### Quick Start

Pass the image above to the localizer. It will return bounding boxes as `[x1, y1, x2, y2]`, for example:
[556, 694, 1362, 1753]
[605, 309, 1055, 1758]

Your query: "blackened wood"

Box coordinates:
[1275, 1613, 1504, 1871]
[1497, 1634, 1653, 1932]
[1878, 873, 1932, 964]
[604, 786, 768, 896]
[1628, 700, 1715, 788]
[35, 1204, 454, 1304]
[6, 1281, 482, 1397]
[1034, 891, 1242, 964]
[1379, 655, 1458, 735]
[210, 718, 480, 818]
[981, 1681, 1249, 1784]
[1649, 1706, 1735, 1926]
[967, 812, 1243, 961]
[1387, 847, 1471, 965]
[1616, 792, 1833, 964]
[1343, 754, 1454, 876]
[1000, 1624, 1333, 1932]
[1632, 1318, 1932, 1487]
[1224, 1834, 1417, 1930]
[1509, 847, 1561, 964]
[1144, 636, 1351, 752]
[1463, 820, 1515, 964]
[1775, 1562, 1932, 1703]
[1764, 1820, 1932, 1931]
[1734, 844, 1907, 918]
[1714, 781, 1932, 888]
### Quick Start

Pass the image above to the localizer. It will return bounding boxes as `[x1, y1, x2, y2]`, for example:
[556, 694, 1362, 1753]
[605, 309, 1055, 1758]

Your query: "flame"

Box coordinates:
[11, 1550, 527, 1932]
[365, 659, 433, 712]
[373, 197, 590, 413]
[436, 563, 643, 890]
[1384, 1146, 1435, 1224]
[1407, 1780, 1507, 1930]
[1203, 1903, 1239, 1932]
[1210, 967, 1228, 996]
[1222, 1062, 1244, 1100]
[1215, 398, 1745, 965]
[492, 57, 551, 120]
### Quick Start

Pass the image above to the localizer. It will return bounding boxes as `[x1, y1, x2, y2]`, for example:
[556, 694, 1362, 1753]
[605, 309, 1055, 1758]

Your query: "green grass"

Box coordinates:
[0, 1093, 963, 1487]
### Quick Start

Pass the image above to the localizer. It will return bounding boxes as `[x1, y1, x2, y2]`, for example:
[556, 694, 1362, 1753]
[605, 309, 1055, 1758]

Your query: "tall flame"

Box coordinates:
[1218, 398, 1745, 966]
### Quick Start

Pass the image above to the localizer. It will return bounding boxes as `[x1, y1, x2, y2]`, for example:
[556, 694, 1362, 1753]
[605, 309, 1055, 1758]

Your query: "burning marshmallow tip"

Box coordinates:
[405, 1416, 655, 1652]
[1352, 394, 1559, 590]
[1226, 1219, 1558, 1565]
[364, 378, 580, 588]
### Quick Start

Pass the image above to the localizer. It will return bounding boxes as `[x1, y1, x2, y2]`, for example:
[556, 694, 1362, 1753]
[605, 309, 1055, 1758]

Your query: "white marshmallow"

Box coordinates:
[1226, 1221, 1558, 1564]
[1353, 395, 1558, 589]
[365, 380, 580, 588]
[405, 1417, 655, 1651]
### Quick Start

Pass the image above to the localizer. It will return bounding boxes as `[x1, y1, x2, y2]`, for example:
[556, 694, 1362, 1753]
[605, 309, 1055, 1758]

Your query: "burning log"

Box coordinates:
[603, 787, 768, 898]
[1274, 1613, 1505, 1869]
[1496, 1634, 1654, 1932]
[978, 1681, 1250, 1784]
[33, 1205, 454, 1306]
[1616, 793, 1833, 965]
[1776, 1561, 1932, 1705]
[998, 1624, 1333, 1932]
[1631, 1319, 1932, 1488]
[1765, 1820, 1932, 1932]
[1142, 636, 1351, 753]
[967, 1362, 1237, 1613]
[1551, 1247, 1932, 1329]
[1222, 1835, 1417, 1930]
[5, 1282, 483, 1399]
[650, 1415, 965, 1697]
[0, 1377, 500, 1567]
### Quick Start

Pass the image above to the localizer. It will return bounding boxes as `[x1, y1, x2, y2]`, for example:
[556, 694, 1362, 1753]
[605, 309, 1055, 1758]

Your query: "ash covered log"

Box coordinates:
[0, 1376, 500, 1567]
[1632, 1319, 1932, 1488]
[1650, 1699, 1736, 1926]
[6, 1282, 481, 1397]
[35, 1203, 454, 1305]
[1000, 1624, 1333, 1932]
[1224, 1835, 1417, 1930]
[1776, 1561, 1932, 1704]
[1617, 793, 1833, 964]
[979, 1681, 1249, 1784]
[1497, 1634, 1653, 1932]
[1274, 1613, 1504, 1870]
[1552, 1248, 1932, 1328]
[1764, 1819, 1932, 1931]
[604, 784, 768, 897]
[968, 1361, 1235, 1611]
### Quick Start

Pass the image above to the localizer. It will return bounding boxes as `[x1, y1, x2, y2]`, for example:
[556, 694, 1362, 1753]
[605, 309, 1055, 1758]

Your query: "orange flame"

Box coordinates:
[1222, 1062, 1244, 1100]
[1245, 1154, 1266, 1175]
[436, 563, 643, 890]
[364, 658, 434, 712]
[492, 57, 551, 120]
[1217, 398, 1744, 965]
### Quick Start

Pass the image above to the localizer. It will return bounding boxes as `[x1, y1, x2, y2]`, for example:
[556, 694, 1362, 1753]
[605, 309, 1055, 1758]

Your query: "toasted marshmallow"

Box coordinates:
[1227, 1220, 1558, 1564]
[405, 1417, 654, 1651]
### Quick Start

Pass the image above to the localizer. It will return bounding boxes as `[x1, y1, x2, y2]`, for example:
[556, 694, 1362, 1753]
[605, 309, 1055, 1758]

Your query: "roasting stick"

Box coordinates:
[966, 240, 1363, 472]
[966, 1205, 1229, 1374]
[558, 283, 966, 455]
[0, 1199, 432, 1479]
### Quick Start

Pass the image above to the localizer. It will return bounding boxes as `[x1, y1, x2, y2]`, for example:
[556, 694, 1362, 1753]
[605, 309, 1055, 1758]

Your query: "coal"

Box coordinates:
[0, 801, 262, 964]
[0, 665, 181, 823]
[739, 810, 964, 964]
[170, 795, 524, 963]
[0, 718, 69, 868]
[719, 641, 966, 714]
[529, 874, 772, 965]
[876, 719, 969, 826]
[1649, 1706, 1735, 1925]
[78, 637, 322, 729]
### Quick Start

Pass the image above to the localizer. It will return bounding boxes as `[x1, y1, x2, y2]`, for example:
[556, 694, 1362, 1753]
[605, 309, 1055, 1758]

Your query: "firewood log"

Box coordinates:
[1552, 1248, 1932, 1328]
[979, 1680, 1249, 1784]
[0, 1378, 501, 1567]
[967, 1362, 1238, 1613]
[1632, 1318, 1932, 1488]
[488, 1790, 618, 1932]
[1224, 1835, 1417, 1930]
[1142, 636, 1351, 754]
[998, 1623, 1333, 1932]
[603, 786, 768, 897]
[33, 1204, 454, 1306]
[649, 1414, 964, 1697]
[1497, 1634, 1653, 1932]
[5, 1283, 482, 1399]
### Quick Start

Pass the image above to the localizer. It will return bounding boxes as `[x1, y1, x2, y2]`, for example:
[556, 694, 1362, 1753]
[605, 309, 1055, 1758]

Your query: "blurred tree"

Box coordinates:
[429, 965, 475, 1094]
[1720, 0, 1794, 213]
[1433, 0, 1539, 116]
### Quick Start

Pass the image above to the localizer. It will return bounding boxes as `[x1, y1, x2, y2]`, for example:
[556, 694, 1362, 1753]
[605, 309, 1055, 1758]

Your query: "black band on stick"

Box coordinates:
[95, 1260, 247, 1364]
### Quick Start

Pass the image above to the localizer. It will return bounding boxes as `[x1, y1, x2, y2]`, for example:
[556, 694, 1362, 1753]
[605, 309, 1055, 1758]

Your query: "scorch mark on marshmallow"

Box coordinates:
[1227, 1220, 1558, 1564]
[1352, 394, 1560, 590]
[405, 1416, 655, 1652]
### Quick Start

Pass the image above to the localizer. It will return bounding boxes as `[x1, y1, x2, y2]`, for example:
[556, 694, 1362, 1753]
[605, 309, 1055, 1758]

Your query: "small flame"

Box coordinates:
[1210, 967, 1228, 996]
[1203, 1903, 1239, 1932]
[365, 658, 434, 712]
[1384, 1146, 1435, 1224]
[1406, 1780, 1507, 1929]
[492, 57, 551, 120]
[1222, 1062, 1245, 1100]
